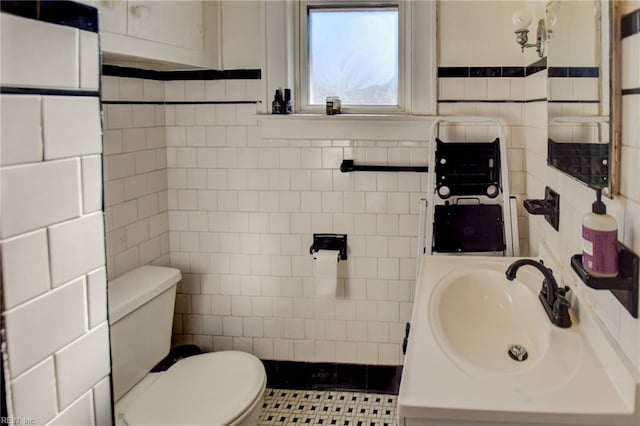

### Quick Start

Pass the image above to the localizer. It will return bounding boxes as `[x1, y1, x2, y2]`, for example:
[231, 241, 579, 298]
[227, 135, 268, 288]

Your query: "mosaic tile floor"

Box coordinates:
[258, 388, 398, 426]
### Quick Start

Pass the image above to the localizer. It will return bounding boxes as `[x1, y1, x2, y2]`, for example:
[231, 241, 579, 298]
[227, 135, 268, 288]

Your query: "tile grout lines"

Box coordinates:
[258, 388, 398, 426]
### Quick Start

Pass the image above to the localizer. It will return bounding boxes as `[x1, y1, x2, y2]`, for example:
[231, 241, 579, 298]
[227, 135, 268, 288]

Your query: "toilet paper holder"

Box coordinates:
[309, 234, 348, 260]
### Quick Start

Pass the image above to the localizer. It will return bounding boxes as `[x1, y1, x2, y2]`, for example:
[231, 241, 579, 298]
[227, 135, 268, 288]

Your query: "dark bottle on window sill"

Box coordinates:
[284, 88, 293, 114]
[272, 89, 283, 114]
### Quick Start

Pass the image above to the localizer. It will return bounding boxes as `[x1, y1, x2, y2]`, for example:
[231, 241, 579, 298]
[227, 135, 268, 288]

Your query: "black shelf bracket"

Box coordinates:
[340, 160, 428, 173]
[523, 186, 560, 231]
[570, 242, 639, 318]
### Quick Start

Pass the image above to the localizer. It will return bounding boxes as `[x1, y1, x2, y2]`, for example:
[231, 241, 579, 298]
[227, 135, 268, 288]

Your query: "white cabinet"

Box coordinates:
[220, 0, 261, 69]
[127, 1, 203, 50]
[85, 0, 262, 70]
[92, 0, 220, 70]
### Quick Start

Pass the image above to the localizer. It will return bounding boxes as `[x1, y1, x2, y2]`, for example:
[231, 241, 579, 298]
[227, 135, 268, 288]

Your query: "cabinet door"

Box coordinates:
[128, 0, 203, 50]
[80, 0, 127, 34]
[221, 0, 261, 69]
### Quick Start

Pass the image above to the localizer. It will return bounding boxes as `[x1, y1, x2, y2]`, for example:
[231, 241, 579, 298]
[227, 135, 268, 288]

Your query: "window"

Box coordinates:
[263, 0, 436, 116]
[299, 1, 404, 113]
[307, 6, 399, 106]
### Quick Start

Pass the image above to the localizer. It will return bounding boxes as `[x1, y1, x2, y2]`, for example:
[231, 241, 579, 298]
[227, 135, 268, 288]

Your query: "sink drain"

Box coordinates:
[508, 344, 528, 362]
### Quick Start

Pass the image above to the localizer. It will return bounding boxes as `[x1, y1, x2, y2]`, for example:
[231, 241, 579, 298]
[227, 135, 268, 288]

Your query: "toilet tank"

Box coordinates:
[108, 266, 182, 402]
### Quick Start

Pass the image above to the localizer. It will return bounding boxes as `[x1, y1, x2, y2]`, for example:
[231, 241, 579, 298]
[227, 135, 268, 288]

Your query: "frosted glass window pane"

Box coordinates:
[308, 8, 399, 106]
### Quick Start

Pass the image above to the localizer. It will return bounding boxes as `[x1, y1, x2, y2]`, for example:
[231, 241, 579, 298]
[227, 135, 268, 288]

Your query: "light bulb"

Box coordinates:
[546, 0, 560, 28]
[512, 10, 533, 30]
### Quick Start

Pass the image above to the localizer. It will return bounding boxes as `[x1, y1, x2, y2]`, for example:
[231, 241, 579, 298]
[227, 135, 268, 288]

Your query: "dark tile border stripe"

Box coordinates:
[438, 59, 546, 78]
[1, 0, 98, 32]
[438, 66, 525, 78]
[548, 67, 599, 78]
[438, 98, 547, 103]
[1, 86, 99, 97]
[102, 100, 260, 105]
[262, 361, 402, 395]
[503, 66, 526, 77]
[469, 67, 502, 77]
[622, 88, 640, 96]
[548, 99, 599, 104]
[102, 65, 261, 81]
[525, 57, 547, 76]
[437, 67, 469, 78]
[622, 9, 640, 39]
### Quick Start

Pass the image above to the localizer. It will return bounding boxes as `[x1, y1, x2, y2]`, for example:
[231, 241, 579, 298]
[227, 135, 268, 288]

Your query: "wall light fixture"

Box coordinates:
[512, 10, 548, 57]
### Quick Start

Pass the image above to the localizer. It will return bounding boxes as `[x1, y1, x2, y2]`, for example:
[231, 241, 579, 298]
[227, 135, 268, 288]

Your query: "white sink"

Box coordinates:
[398, 255, 640, 426]
[432, 266, 554, 374]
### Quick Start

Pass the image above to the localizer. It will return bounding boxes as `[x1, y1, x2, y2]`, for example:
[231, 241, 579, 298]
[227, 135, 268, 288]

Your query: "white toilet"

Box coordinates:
[108, 266, 266, 425]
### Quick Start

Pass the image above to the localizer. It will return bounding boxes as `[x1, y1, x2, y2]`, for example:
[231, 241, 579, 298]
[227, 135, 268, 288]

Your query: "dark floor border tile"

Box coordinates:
[262, 360, 402, 395]
[366, 365, 403, 394]
[335, 363, 367, 391]
[102, 65, 261, 81]
[622, 8, 640, 39]
[1, 0, 98, 32]
[151, 344, 201, 372]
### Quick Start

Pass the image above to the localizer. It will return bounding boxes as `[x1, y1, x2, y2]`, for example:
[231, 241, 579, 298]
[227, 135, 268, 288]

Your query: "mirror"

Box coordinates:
[546, 0, 614, 190]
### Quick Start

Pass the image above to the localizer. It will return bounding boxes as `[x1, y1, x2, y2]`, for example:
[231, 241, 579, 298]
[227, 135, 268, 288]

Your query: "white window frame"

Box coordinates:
[296, 1, 406, 114]
[262, 0, 436, 116]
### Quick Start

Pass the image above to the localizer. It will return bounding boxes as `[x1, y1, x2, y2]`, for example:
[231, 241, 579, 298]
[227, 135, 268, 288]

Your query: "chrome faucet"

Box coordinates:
[505, 259, 572, 328]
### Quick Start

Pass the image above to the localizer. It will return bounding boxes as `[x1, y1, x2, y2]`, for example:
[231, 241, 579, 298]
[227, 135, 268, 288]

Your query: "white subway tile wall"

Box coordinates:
[525, 16, 640, 373]
[48, 212, 106, 287]
[102, 76, 171, 280]
[47, 392, 95, 426]
[1, 158, 82, 238]
[0, 14, 78, 88]
[1, 229, 51, 309]
[135, 72, 527, 366]
[79, 31, 99, 90]
[54, 323, 111, 408]
[113, 80, 420, 364]
[0, 95, 42, 166]
[92, 377, 113, 426]
[0, 12, 110, 425]
[10, 358, 58, 425]
[99, 72, 532, 364]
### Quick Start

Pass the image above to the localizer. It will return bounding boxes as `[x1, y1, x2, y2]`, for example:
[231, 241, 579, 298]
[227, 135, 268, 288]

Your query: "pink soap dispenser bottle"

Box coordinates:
[582, 187, 618, 277]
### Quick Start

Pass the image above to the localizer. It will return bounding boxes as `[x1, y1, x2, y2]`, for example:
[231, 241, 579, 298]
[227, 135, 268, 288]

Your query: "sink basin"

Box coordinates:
[398, 255, 639, 426]
[431, 267, 552, 373]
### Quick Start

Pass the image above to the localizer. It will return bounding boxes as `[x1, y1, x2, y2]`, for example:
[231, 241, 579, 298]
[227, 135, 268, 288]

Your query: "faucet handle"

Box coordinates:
[556, 284, 570, 297]
[553, 287, 572, 328]
[554, 286, 571, 309]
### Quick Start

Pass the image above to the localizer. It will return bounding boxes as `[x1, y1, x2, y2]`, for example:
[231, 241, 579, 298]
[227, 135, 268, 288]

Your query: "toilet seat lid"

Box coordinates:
[123, 351, 266, 425]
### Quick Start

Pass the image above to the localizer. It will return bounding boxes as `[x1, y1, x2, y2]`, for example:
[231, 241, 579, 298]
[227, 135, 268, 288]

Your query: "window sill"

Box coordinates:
[258, 113, 436, 141]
